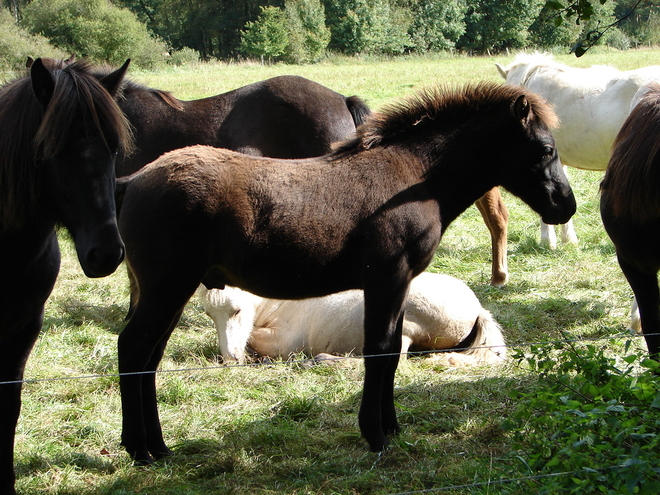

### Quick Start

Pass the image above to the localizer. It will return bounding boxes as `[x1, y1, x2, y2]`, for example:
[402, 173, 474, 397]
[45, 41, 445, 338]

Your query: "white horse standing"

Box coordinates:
[199, 272, 506, 366]
[496, 52, 660, 248]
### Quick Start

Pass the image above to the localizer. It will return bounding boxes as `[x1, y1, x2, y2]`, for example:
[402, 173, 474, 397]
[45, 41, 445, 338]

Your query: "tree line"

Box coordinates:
[1, 0, 659, 69]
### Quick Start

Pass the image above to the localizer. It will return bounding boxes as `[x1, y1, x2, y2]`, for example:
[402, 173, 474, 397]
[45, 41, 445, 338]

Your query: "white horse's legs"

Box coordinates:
[631, 296, 642, 334]
[540, 221, 558, 249]
[540, 166, 578, 249]
[561, 219, 579, 244]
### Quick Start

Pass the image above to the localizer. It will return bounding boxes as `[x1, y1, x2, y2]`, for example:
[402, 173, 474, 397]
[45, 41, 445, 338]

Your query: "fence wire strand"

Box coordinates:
[2, 330, 655, 387]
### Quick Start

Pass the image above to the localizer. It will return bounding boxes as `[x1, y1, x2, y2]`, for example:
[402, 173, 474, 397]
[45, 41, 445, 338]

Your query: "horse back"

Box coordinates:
[213, 75, 362, 159]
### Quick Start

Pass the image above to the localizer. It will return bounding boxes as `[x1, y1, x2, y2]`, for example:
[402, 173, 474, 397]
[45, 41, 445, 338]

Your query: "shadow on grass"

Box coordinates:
[25, 372, 527, 494]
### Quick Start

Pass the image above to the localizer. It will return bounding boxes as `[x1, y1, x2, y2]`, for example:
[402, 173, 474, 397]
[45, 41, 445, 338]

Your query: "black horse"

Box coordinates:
[0, 58, 132, 495]
[601, 83, 660, 360]
[115, 83, 575, 463]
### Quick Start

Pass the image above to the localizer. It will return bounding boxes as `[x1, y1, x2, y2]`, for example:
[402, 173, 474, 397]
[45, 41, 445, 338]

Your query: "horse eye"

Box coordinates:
[543, 145, 554, 157]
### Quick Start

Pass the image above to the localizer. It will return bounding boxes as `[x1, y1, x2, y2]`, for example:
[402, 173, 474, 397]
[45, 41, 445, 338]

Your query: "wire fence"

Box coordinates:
[3, 330, 654, 387]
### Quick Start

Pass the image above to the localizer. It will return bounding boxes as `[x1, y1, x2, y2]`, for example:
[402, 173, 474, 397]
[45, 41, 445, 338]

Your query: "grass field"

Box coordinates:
[11, 48, 660, 494]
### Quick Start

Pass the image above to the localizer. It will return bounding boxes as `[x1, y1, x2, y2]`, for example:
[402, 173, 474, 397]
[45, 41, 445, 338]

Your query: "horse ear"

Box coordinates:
[495, 63, 507, 80]
[100, 59, 130, 96]
[513, 94, 531, 122]
[30, 58, 55, 108]
[26, 56, 34, 68]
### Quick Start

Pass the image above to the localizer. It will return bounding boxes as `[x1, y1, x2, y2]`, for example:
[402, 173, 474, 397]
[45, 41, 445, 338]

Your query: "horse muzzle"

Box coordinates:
[75, 223, 125, 278]
[540, 190, 577, 225]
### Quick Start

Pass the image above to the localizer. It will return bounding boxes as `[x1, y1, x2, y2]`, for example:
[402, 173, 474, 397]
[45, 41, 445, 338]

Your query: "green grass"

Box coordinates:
[13, 49, 660, 494]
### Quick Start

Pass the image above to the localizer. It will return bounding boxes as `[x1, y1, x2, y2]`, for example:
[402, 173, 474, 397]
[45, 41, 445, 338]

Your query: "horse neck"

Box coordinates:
[419, 144, 499, 228]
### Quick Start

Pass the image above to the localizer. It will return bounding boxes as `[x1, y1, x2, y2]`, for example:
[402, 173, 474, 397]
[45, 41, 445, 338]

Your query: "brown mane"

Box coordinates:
[332, 82, 558, 155]
[0, 60, 133, 231]
[601, 84, 660, 221]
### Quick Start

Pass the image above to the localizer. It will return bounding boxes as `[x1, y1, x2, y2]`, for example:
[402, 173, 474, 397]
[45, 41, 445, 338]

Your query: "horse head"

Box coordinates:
[499, 93, 576, 225]
[30, 58, 132, 277]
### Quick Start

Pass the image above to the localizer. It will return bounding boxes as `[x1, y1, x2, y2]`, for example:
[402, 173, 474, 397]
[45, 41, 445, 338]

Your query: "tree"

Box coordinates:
[397, 0, 467, 52]
[284, 0, 330, 63]
[458, 0, 545, 53]
[322, 0, 408, 55]
[240, 5, 288, 63]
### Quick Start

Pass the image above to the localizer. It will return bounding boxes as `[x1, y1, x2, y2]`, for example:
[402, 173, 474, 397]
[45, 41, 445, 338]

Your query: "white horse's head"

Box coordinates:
[199, 286, 261, 363]
[495, 52, 557, 85]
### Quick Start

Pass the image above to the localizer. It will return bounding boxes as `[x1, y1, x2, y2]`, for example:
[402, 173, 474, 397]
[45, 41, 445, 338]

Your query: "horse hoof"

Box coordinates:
[132, 454, 155, 467]
[152, 447, 175, 460]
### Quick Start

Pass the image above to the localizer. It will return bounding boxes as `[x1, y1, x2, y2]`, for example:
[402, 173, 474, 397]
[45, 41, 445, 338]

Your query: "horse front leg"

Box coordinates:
[359, 279, 409, 451]
[0, 312, 43, 495]
[618, 256, 660, 360]
[475, 187, 509, 287]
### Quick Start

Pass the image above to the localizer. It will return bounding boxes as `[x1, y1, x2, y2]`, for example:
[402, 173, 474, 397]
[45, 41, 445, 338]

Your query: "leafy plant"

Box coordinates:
[505, 338, 660, 494]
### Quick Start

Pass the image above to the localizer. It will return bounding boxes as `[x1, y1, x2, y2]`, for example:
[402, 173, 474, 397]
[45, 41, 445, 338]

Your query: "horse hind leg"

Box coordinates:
[630, 297, 642, 334]
[118, 281, 198, 464]
[475, 187, 509, 287]
[561, 219, 578, 245]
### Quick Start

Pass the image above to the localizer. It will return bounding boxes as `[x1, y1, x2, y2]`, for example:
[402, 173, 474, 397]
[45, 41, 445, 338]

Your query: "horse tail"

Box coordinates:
[346, 95, 372, 128]
[463, 309, 507, 364]
[445, 309, 506, 366]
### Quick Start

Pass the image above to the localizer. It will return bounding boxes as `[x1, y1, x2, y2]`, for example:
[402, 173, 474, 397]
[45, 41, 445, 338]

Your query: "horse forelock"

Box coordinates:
[332, 83, 557, 155]
[36, 61, 133, 159]
[0, 60, 132, 231]
[602, 84, 660, 221]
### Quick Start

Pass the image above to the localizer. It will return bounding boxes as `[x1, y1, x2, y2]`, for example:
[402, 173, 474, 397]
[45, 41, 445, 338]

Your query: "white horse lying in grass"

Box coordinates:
[496, 52, 660, 248]
[199, 272, 506, 367]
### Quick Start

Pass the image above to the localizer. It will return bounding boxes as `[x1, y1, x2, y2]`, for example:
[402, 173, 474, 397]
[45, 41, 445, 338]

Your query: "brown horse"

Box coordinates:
[116, 82, 575, 462]
[601, 84, 660, 360]
[0, 59, 132, 495]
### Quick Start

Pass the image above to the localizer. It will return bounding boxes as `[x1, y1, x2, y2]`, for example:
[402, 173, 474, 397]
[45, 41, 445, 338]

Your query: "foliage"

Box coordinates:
[616, 0, 660, 47]
[322, 0, 409, 55]
[284, 0, 330, 64]
[505, 340, 660, 494]
[167, 46, 201, 66]
[397, 0, 467, 52]
[459, 0, 546, 53]
[21, 0, 169, 67]
[0, 8, 66, 70]
[240, 5, 289, 63]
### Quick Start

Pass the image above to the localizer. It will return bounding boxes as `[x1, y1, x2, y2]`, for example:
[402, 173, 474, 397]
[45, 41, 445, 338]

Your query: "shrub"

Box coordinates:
[239, 6, 289, 63]
[21, 0, 169, 68]
[0, 9, 67, 70]
[284, 0, 330, 64]
[167, 47, 201, 66]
